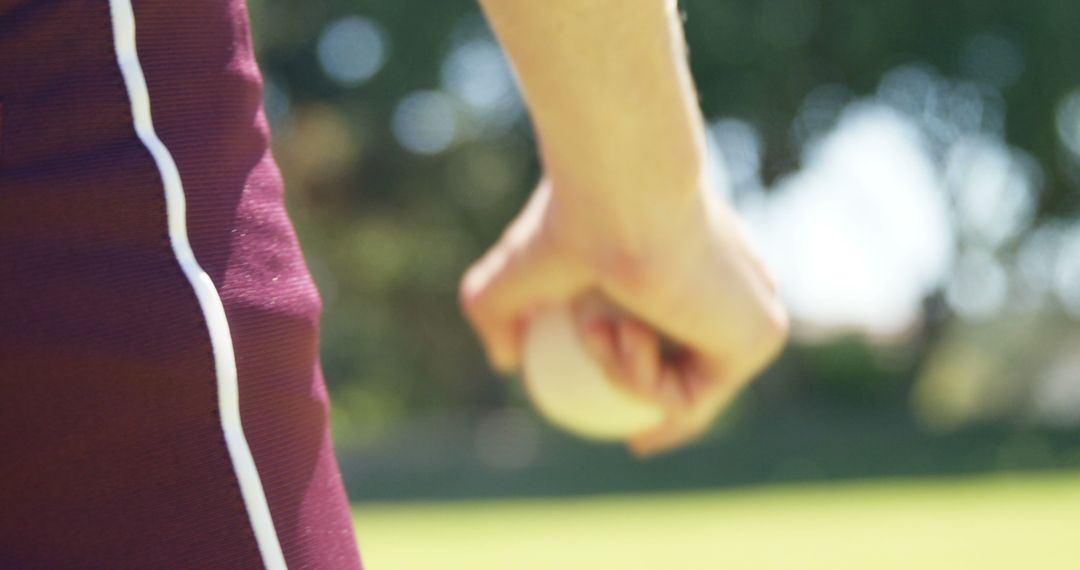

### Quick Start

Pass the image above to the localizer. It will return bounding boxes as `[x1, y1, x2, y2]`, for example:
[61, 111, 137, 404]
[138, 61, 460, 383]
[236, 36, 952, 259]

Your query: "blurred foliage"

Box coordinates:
[244, 0, 1080, 453]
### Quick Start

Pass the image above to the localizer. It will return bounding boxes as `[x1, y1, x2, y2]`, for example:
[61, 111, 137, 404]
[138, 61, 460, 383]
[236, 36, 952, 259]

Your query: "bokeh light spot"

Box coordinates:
[945, 136, 1038, 248]
[1054, 225, 1080, 317]
[1055, 88, 1080, 163]
[317, 16, 388, 86]
[392, 91, 459, 155]
[946, 249, 1008, 321]
[708, 118, 763, 201]
[441, 37, 523, 136]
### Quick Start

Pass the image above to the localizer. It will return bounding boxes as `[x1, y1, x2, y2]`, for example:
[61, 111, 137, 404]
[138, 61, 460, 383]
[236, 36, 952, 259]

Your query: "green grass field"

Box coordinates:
[353, 471, 1080, 569]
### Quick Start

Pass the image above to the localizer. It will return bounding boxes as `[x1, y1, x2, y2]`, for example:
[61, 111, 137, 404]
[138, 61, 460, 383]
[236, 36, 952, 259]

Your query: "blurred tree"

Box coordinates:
[245, 0, 1080, 439]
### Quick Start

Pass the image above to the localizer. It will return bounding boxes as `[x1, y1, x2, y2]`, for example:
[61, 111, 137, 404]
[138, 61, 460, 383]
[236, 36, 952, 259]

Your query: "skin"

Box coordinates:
[461, 0, 789, 457]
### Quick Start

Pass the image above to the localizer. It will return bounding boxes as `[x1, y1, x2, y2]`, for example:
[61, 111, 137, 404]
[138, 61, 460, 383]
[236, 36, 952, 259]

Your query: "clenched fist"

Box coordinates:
[460, 174, 787, 457]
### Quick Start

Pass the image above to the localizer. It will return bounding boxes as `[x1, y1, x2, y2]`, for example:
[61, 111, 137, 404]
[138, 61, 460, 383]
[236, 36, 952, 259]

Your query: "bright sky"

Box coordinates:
[730, 105, 954, 337]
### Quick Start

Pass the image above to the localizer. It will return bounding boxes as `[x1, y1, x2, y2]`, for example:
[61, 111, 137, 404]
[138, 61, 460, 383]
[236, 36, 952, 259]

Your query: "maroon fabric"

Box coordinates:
[0, 1, 362, 568]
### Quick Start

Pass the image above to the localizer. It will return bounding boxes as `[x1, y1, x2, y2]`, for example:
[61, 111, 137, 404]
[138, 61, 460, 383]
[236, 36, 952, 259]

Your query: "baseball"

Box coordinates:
[522, 304, 665, 441]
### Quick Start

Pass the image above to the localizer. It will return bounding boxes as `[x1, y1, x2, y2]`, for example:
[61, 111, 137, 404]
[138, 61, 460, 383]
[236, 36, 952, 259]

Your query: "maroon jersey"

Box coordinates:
[0, 0, 362, 567]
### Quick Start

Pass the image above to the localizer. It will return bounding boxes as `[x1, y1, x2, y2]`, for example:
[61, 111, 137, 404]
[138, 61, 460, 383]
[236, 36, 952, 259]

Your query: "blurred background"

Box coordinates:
[248, 0, 1080, 566]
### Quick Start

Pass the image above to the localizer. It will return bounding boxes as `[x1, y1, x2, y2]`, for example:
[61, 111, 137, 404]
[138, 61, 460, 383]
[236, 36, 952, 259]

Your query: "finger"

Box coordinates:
[579, 316, 623, 382]
[599, 202, 788, 381]
[651, 365, 691, 413]
[628, 379, 710, 457]
[616, 318, 661, 395]
[459, 228, 589, 373]
[628, 358, 738, 457]
[628, 417, 702, 458]
[679, 356, 721, 408]
[460, 248, 528, 372]
[687, 355, 754, 425]
[572, 294, 661, 399]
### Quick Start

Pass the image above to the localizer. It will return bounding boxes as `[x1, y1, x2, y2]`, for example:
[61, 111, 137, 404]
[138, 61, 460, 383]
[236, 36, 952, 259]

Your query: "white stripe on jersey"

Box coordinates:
[106, 2, 287, 567]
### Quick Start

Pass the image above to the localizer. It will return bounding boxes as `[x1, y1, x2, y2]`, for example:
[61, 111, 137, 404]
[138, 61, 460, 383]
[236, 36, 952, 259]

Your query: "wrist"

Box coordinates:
[542, 132, 708, 204]
[544, 159, 716, 261]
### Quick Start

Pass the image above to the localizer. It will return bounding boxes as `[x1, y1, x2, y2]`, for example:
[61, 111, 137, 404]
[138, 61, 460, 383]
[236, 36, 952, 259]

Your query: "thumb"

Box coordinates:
[459, 192, 590, 373]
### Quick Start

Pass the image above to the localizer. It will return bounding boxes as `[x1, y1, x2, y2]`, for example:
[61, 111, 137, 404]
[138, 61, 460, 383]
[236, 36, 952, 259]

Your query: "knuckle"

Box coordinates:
[747, 298, 789, 366]
[458, 267, 487, 319]
[761, 301, 790, 358]
[457, 280, 477, 318]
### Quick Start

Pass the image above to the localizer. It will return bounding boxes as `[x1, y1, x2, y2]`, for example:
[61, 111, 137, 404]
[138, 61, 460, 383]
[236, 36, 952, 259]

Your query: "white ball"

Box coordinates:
[522, 305, 665, 440]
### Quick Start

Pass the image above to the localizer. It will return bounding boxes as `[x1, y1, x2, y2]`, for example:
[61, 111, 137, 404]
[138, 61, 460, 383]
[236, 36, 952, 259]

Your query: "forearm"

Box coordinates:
[479, 0, 708, 204]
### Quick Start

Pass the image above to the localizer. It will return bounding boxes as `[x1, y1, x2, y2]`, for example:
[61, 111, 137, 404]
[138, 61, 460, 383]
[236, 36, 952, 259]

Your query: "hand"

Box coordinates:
[459, 175, 788, 457]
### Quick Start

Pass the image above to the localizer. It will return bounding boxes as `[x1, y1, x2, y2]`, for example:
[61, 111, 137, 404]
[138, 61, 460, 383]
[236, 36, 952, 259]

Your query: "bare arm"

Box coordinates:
[479, 0, 706, 213]
[463, 0, 788, 456]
